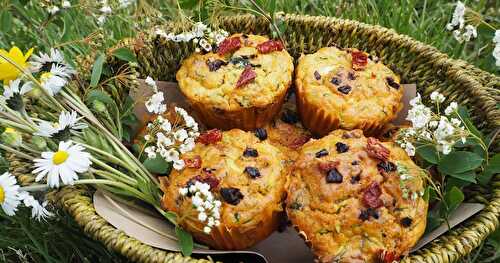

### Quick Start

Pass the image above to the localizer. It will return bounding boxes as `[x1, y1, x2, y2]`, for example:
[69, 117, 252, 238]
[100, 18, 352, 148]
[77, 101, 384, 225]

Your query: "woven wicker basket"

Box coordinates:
[13, 14, 500, 263]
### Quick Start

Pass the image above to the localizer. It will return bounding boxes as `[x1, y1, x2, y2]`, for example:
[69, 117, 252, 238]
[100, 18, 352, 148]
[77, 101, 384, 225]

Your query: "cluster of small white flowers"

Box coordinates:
[155, 22, 229, 53]
[144, 76, 166, 114]
[46, 1, 71, 15]
[118, 0, 135, 8]
[97, 0, 112, 25]
[143, 89, 200, 170]
[179, 181, 221, 234]
[493, 30, 500, 67]
[446, 1, 477, 43]
[398, 92, 468, 156]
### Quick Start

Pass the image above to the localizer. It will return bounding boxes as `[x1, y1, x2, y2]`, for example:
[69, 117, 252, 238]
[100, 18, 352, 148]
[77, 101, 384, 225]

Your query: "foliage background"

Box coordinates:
[0, 0, 498, 262]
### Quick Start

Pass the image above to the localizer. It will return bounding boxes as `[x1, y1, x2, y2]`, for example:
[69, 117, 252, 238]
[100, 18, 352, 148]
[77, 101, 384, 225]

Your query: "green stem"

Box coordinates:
[0, 143, 34, 160]
[74, 179, 148, 201]
[20, 184, 49, 192]
[90, 157, 138, 185]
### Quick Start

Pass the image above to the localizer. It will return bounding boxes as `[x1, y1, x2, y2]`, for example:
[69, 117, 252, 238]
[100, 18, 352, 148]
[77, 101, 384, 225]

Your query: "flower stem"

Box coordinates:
[0, 143, 34, 160]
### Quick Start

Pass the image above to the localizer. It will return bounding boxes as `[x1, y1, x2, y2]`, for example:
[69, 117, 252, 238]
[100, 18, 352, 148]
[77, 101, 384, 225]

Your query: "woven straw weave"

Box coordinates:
[12, 14, 500, 263]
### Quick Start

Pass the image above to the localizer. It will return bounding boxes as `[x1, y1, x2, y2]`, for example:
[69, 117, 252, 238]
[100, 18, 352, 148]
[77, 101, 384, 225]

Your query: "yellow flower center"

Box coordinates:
[4, 127, 15, 133]
[40, 72, 53, 83]
[0, 186, 5, 204]
[52, 150, 69, 165]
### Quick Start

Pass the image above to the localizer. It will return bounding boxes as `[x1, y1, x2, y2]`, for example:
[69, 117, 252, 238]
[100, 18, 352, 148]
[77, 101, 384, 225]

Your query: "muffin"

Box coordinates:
[160, 129, 288, 249]
[176, 34, 294, 130]
[295, 46, 404, 136]
[286, 129, 427, 263]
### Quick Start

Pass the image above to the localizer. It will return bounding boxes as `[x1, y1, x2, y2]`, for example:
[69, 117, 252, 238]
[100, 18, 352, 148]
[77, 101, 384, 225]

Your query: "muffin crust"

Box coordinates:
[161, 129, 288, 249]
[295, 47, 404, 136]
[286, 129, 427, 262]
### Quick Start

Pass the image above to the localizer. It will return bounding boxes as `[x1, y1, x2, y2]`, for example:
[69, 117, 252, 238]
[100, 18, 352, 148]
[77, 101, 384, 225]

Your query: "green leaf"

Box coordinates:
[444, 186, 464, 214]
[143, 156, 172, 174]
[478, 153, 500, 186]
[422, 186, 430, 202]
[111, 48, 137, 62]
[175, 226, 193, 256]
[446, 177, 473, 190]
[416, 145, 439, 164]
[86, 90, 114, 105]
[0, 11, 13, 33]
[457, 106, 483, 140]
[90, 53, 105, 88]
[438, 151, 483, 175]
[448, 170, 477, 183]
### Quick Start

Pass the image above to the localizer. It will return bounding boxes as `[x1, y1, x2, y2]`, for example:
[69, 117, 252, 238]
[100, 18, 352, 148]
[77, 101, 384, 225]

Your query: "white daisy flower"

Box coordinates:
[203, 226, 211, 234]
[30, 48, 74, 75]
[18, 192, 54, 221]
[39, 64, 71, 96]
[34, 111, 87, 138]
[2, 79, 33, 100]
[1, 79, 33, 110]
[33, 141, 92, 188]
[0, 172, 21, 216]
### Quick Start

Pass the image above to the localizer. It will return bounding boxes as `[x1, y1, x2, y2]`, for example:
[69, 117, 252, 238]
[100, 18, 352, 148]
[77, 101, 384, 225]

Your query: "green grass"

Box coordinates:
[0, 0, 498, 262]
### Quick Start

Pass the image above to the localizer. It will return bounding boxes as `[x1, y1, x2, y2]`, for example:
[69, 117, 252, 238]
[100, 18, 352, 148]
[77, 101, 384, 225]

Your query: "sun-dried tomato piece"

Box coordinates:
[351, 50, 368, 71]
[183, 155, 202, 169]
[186, 175, 220, 191]
[256, 40, 284, 54]
[366, 137, 390, 161]
[362, 182, 383, 209]
[200, 175, 220, 190]
[196, 129, 222, 145]
[217, 37, 241, 56]
[235, 65, 257, 88]
[289, 135, 310, 149]
[377, 249, 400, 263]
[318, 161, 340, 173]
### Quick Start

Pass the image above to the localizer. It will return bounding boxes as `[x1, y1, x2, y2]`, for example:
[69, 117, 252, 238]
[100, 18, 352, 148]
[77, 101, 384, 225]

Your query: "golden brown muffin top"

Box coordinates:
[286, 129, 427, 263]
[176, 34, 294, 111]
[295, 47, 404, 129]
[161, 129, 287, 233]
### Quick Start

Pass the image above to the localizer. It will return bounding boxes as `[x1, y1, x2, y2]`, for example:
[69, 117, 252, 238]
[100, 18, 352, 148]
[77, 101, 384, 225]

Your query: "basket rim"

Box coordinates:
[62, 13, 500, 263]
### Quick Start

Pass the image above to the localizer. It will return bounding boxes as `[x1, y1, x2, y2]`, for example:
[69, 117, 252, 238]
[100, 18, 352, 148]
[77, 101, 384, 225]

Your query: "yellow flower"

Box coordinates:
[0, 46, 34, 85]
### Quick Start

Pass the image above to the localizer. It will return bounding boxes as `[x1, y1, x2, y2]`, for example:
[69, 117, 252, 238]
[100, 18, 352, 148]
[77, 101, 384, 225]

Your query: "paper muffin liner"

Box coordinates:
[188, 89, 289, 131]
[296, 87, 396, 137]
[180, 202, 282, 250]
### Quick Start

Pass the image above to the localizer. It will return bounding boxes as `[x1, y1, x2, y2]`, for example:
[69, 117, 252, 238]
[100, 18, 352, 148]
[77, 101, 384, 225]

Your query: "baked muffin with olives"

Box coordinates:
[160, 129, 288, 249]
[295, 46, 404, 136]
[286, 129, 427, 263]
[176, 34, 294, 131]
